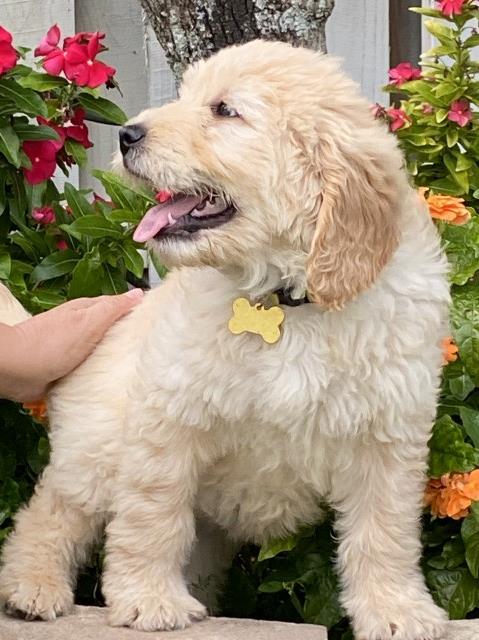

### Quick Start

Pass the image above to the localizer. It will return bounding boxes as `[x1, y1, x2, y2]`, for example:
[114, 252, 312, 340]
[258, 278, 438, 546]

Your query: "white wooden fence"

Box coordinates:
[1, 0, 389, 190]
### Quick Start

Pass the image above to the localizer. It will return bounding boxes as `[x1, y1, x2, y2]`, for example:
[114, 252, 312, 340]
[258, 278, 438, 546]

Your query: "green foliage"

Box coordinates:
[0, 29, 157, 606]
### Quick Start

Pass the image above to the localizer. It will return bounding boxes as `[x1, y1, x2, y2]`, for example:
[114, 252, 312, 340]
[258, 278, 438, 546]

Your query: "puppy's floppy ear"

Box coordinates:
[305, 130, 400, 310]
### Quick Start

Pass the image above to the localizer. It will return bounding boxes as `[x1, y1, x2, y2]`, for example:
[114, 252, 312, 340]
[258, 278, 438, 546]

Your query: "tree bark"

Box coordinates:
[139, 0, 335, 83]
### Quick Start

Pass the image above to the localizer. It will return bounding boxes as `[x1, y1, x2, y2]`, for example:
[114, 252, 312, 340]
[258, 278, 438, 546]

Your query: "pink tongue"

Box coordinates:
[133, 195, 203, 243]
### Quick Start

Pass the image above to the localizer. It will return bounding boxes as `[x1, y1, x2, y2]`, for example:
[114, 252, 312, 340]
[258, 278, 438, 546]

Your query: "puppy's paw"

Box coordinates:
[1, 577, 73, 621]
[108, 592, 207, 631]
[354, 600, 447, 640]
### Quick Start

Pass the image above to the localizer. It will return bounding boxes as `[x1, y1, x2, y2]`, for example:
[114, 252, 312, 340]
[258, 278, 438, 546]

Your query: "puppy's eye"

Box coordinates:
[212, 102, 240, 118]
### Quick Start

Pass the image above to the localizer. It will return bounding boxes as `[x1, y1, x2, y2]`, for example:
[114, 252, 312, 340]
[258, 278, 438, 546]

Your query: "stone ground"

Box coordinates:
[0, 606, 478, 639]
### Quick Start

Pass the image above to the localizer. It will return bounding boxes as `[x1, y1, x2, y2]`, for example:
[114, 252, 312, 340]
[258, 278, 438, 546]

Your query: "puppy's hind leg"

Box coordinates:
[330, 437, 447, 640]
[0, 467, 103, 621]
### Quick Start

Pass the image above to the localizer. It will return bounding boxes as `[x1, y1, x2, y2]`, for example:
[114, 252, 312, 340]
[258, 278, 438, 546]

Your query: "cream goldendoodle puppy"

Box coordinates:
[0, 41, 450, 639]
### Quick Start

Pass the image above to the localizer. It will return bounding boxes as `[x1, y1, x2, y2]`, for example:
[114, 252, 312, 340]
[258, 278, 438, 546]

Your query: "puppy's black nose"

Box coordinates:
[119, 125, 146, 155]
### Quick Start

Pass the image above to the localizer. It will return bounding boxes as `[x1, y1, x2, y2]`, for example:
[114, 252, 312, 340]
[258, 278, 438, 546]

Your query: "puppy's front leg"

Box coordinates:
[330, 436, 446, 640]
[102, 427, 208, 631]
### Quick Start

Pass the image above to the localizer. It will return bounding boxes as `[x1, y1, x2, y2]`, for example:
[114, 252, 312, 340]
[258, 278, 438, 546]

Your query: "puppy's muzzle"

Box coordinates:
[119, 125, 146, 156]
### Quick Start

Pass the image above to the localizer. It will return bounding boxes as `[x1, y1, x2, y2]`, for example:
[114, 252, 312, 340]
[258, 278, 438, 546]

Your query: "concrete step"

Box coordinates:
[0, 606, 327, 640]
[0, 606, 478, 639]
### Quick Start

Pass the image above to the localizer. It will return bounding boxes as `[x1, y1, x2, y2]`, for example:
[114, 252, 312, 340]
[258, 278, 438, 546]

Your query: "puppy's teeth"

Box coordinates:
[167, 212, 176, 226]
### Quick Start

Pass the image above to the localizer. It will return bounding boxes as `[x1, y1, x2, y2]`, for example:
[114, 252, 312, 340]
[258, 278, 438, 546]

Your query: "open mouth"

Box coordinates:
[133, 191, 236, 243]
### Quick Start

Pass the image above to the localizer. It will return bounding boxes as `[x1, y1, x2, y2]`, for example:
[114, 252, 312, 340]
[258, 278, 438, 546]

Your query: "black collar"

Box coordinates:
[274, 288, 311, 307]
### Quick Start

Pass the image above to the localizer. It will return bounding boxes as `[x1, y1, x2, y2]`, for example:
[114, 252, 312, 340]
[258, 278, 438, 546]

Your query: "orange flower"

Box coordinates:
[421, 190, 471, 225]
[425, 470, 479, 520]
[441, 336, 459, 365]
[22, 399, 48, 423]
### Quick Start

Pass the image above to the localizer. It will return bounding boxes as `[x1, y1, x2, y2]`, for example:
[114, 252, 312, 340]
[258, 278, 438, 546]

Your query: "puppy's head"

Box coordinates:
[121, 40, 405, 308]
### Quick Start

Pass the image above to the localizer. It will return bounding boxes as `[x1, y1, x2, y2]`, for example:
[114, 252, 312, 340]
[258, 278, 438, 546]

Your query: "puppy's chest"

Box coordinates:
[143, 288, 349, 431]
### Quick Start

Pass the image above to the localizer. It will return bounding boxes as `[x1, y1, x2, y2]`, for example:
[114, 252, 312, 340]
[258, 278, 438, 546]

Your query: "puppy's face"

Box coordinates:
[121, 40, 402, 307]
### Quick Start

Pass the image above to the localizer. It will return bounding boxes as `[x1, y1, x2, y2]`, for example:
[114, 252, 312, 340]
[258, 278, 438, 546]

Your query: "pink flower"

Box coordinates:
[0, 26, 18, 75]
[423, 103, 434, 114]
[22, 138, 63, 184]
[34, 24, 60, 56]
[42, 48, 65, 76]
[32, 206, 56, 225]
[37, 27, 115, 87]
[56, 238, 68, 250]
[437, 0, 467, 17]
[63, 32, 115, 88]
[388, 62, 421, 86]
[386, 107, 411, 132]
[448, 99, 473, 127]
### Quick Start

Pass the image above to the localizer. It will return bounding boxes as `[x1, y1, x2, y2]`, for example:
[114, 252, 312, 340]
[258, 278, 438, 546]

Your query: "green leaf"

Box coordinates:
[30, 250, 79, 284]
[17, 71, 68, 91]
[68, 252, 104, 298]
[30, 289, 66, 310]
[0, 79, 47, 117]
[118, 242, 145, 278]
[460, 407, 479, 449]
[442, 216, 479, 285]
[462, 505, 479, 579]
[258, 533, 300, 562]
[63, 182, 95, 219]
[5, 169, 27, 220]
[446, 129, 459, 148]
[0, 252, 11, 279]
[92, 169, 156, 208]
[430, 176, 466, 196]
[107, 208, 142, 224]
[13, 123, 60, 142]
[428, 415, 479, 476]
[149, 250, 168, 279]
[65, 139, 87, 167]
[67, 215, 123, 239]
[400, 80, 441, 106]
[409, 7, 445, 18]
[464, 34, 479, 49]
[77, 93, 127, 126]
[427, 568, 479, 619]
[424, 19, 456, 43]
[0, 124, 20, 167]
[436, 109, 449, 124]
[101, 264, 128, 294]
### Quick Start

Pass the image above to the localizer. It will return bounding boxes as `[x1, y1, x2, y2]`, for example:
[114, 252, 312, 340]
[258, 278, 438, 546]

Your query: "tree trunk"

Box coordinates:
[139, 0, 335, 83]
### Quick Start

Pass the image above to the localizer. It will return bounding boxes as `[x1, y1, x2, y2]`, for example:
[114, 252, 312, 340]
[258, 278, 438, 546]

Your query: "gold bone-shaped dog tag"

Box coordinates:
[228, 297, 285, 344]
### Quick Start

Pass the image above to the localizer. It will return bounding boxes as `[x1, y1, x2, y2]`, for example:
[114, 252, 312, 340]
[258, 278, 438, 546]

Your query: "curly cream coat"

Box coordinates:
[0, 41, 450, 640]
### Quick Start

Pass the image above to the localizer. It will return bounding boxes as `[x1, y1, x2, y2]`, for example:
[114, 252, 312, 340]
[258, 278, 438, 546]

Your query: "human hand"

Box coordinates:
[0, 289, 144, 402]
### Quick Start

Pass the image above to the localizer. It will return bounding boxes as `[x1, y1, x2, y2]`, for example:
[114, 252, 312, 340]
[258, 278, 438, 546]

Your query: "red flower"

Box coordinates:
[56, 238, 68, 250]
[0, 26, 19, 75]
[448, 99, 473, 127]
[37, 109, 92, 151]
[34, 24, 60, 56]
[388, 62, 421, 86]
[22, 139, 62, 184]
[63, 32, 115, 88]
[437, 0, 467, 17]
[64, 31, 106, 47]
[32, 206, 56, 225]
[37, 27, 115, 88]
[386, 107, 411, 132]
[64, 108, 93, 148]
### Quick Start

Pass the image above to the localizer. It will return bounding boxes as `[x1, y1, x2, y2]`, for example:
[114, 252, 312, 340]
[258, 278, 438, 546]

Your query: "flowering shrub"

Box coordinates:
[0, 24, 155, 596]
[223, 2, 479, 635]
